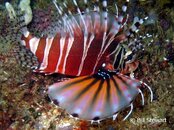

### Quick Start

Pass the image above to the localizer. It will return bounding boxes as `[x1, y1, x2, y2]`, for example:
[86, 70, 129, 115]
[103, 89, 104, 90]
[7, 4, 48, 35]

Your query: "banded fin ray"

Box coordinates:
[0, 5, 27, 45]
[48, 69, 141, 120]
[17, 0, 146, 76]
[14, 45, 39, 70]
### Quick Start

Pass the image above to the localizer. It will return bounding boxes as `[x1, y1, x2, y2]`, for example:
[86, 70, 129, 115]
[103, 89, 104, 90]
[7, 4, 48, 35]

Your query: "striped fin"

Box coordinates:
[115, 0, 129, 25]
[126, 16, 148, 38]
[48, 69, 141, 121]
[14, 45, 39, 70]
[20, 0, 147, 77]
[94, 0, 100, 12]
[0, 3, 27, 45]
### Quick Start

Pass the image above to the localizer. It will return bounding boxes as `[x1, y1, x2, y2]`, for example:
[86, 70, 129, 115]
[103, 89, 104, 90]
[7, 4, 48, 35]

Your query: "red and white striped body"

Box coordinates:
[21, 12, 126, 76]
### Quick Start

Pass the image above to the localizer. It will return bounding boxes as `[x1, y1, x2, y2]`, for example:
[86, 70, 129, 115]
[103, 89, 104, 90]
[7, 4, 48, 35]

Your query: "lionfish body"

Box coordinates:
[21, 11, 127, 76]
[4, 0, 153, 122]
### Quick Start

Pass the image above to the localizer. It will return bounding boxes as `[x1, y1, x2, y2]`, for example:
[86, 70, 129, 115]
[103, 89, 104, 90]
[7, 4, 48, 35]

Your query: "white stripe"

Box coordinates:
[93, 13, 100, 30]
[139, 19, 144, 24]
[95, 0, 100, 11]
[102, 12, 108, 32]
[102, 35, 115, 53]
[94, 34, 115, 72]
[92, 32, 107, 74]
[102, 0, 107, 7]
[131, 25, 137, 31]
[113, 46, 122, 67]
[77, 33, 88, 76]
[94, 6, 100, 12]
[39, 37, 54, 70]
[55, 35, 66, 72]
[123, 103, 133, 121]
[62, 36, 74, 74]
[108, 44, 121, 57]
[122, 5, 127, 12]
[23, 30, 30, 37]
[77, 14, 94, 75]
[77, 33, 95, 76]
[118, 48, 125, 69]
[73, 0, 78, 6]
[29, 37, 40, 55]
[118, 15, 123, 23]
[73, 0, 87, 33]
[115, 3, 119, 18]
[21, 40, 26, 46]
[109, 21, 120, 35]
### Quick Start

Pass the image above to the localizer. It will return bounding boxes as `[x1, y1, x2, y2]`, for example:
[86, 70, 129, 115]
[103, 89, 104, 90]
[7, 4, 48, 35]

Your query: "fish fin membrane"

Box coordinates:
[48, 69, 141, 120]
[14, 45, 39, 70]
[27, 0, 130, 38]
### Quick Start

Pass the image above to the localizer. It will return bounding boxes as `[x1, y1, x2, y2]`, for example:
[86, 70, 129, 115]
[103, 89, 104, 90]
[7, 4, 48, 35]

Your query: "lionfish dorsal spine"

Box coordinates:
[94, 0, 100, 12]
[84, 0, 89, 12]
[19, 0, 136, 76]
[22, 0, 148, 76]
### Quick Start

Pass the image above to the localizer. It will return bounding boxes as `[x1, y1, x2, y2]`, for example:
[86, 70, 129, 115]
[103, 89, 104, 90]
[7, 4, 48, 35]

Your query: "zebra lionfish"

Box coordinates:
[4, 0, 153, 123]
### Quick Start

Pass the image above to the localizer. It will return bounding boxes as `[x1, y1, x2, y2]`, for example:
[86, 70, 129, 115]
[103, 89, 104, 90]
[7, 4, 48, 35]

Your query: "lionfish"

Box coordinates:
[3, 0, 153, 123]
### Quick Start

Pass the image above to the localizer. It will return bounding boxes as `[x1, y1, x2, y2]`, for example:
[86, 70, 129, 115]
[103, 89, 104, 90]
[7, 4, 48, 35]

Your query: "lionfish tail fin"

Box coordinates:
[48, 69, 144, 121]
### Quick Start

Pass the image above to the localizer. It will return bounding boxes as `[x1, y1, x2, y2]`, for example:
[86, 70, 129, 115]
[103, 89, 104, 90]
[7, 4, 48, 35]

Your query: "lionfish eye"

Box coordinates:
[102, 63, 106, 68]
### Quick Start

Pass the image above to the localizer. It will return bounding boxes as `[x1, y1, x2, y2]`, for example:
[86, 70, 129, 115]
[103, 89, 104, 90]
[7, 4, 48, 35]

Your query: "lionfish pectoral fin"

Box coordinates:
[48, 69, 142, 121]
[14, 45, 39, 70]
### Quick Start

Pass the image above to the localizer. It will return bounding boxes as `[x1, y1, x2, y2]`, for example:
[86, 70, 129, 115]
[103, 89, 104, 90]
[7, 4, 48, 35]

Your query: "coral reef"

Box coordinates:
[0, 0, 174, 129]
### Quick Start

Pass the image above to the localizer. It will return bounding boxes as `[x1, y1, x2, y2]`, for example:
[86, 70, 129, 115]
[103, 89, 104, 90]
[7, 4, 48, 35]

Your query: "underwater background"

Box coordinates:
[0, 0, 174, 129]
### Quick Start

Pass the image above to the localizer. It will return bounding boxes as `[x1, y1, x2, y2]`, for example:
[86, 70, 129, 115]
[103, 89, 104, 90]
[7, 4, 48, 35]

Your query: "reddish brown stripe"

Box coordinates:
[35, 37, 46, 64]
[65, 27, 84, 76]
[58, 34, 70, 72]
[80, 32, 104, 75]
[44, 34, 61, 72]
